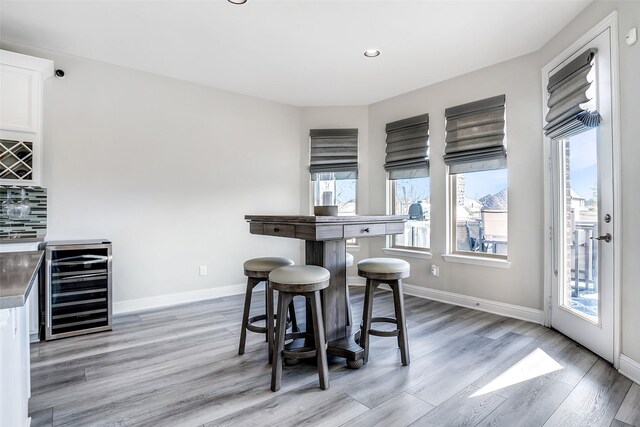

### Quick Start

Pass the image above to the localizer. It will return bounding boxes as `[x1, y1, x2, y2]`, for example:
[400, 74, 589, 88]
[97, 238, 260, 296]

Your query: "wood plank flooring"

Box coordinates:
[29, 287, 638, 426]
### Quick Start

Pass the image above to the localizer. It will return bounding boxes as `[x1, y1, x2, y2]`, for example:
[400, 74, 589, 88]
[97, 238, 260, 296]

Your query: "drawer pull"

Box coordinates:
[273, 227, 280, 232]
[362, 228, 370, 233]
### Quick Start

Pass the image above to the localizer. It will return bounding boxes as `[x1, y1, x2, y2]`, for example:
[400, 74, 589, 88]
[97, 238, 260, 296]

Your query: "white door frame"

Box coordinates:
[542, 11, 621, 368]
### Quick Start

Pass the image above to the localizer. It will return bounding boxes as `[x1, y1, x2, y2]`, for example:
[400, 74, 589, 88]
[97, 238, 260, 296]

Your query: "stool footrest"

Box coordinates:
[247, 314, 294, 334]
[283, 347, 317, 359]
[247, 314, 268, 334]
[367, 316, 399, 337]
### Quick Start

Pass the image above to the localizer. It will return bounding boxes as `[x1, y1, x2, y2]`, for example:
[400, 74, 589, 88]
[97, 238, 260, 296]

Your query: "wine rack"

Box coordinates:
[42, 240, 112, 340]
[0, 139, 34, 181]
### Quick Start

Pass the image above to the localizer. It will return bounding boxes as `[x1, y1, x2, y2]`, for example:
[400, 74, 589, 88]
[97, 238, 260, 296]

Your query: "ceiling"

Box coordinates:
[0, 0, 592, 106]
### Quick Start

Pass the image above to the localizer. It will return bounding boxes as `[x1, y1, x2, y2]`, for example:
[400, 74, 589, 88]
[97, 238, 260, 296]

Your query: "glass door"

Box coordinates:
[550, 28, 615, 362]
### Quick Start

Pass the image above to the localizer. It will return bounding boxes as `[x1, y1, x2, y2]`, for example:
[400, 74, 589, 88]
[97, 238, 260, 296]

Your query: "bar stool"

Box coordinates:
[239, 257, 296, 361]
[357, 257, 410, 366]
[269, 265, 330, 392]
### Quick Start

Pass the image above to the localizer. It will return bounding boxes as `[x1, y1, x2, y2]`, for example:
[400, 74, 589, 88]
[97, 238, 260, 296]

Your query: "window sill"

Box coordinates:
[346, 244, 361, 253]
[383, 248, 432, 260]
[442, 254, 511, 269]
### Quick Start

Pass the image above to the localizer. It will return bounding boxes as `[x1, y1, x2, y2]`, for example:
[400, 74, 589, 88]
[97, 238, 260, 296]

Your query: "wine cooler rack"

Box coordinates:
[0, 139, 34, 180]
[42, 240, 112, 340]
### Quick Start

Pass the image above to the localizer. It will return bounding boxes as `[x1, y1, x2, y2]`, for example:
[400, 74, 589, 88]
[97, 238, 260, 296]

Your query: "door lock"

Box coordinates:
[604, 214, 612, 223]
[590, 233, 612, 243]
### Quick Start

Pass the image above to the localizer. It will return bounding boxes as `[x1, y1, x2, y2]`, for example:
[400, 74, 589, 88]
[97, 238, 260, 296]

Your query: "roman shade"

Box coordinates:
[384, 114, 429, 180]
[309, 128, 358, 180]
[544, 48, 601, 139]
[444, 95, 506, 174]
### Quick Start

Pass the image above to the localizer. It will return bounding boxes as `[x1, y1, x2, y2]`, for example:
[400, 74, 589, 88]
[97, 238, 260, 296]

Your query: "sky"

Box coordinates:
[568, 128, 598, 200]
[463, 168, 508, 200]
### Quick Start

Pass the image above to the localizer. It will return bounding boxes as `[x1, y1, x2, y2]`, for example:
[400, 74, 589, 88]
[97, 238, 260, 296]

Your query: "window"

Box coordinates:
[391, 176, 430, 249]
[313, 173, 356, 215]
[444, 95, 507, 258]
[384, 114, 430, 251]
[452, 169, 507, 255]
[309, 128, 358, 215]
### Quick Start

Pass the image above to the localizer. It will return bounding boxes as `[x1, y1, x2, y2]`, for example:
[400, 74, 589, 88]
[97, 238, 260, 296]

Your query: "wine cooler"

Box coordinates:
[41, 240, 112, 340]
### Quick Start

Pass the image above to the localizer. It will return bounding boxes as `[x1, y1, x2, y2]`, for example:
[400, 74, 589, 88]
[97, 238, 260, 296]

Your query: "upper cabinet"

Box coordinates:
[0, 50, 53, 186]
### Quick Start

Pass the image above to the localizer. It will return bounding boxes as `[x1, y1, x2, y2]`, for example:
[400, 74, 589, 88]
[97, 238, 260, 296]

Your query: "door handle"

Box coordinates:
[590, 233, 612, 243]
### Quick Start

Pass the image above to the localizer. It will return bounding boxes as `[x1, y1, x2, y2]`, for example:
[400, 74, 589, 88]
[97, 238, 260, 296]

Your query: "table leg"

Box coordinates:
[305, 240, 364, 368]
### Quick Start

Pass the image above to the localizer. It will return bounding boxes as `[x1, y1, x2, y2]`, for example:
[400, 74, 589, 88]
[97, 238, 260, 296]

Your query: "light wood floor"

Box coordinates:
[30, 287, 640, 427]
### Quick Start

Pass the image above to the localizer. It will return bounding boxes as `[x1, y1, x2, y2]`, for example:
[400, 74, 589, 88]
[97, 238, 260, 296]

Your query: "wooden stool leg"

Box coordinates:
[310, 290, 329, 390]
[264, 282, 270, 342]
[288, 298, 298, 332]
[267, 281, 275, 363]
[392, 280, 410, 366]
[238, 277, 256, 355]
[271, 292, 291, 392]
[345, 284, 353, 327]
[360, 279, 377, 365]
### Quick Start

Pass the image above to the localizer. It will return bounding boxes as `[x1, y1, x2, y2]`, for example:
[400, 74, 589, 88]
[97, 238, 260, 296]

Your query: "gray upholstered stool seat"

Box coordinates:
[244, 257, 295, 277]
[357, 257, 411, 366]
[269, 265, 330, 392]
[239, 257, 296, 361]
[357, 257, 410, 278]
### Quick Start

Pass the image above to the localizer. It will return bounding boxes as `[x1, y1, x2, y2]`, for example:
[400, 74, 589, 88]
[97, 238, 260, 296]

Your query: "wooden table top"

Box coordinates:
[245, 214, 407, 223]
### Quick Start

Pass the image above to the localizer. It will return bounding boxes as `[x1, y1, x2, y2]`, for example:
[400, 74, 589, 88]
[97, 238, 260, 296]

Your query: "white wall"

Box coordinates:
[1, 42, 303, 305]
[367, 52, 544, 310]
[537, 0, 640, 368]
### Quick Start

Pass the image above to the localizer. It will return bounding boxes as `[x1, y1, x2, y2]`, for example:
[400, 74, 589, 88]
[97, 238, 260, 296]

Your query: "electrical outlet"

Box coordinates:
[199, 265, 207, 276]
[430, 264, 439, 277]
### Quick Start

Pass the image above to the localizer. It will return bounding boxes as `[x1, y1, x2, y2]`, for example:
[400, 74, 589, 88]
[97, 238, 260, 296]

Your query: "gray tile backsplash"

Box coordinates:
[0, 186, 47, 240]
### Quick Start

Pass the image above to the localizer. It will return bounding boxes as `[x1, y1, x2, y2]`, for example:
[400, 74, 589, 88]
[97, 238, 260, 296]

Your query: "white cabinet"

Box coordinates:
[0, 50, 53, 186]
[0, 306, 31, 427]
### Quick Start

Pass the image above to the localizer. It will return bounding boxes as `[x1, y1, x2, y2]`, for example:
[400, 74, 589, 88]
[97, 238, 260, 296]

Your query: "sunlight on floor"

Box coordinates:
[471, 348, 564, 397]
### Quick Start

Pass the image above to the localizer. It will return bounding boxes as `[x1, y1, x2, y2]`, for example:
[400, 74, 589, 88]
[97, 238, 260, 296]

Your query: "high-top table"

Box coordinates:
[245, 214, 406, 368]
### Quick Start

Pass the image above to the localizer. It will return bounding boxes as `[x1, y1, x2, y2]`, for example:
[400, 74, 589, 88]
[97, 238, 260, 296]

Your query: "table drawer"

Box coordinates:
[344, 223, 386, 238]
[262, 223, 295, 238]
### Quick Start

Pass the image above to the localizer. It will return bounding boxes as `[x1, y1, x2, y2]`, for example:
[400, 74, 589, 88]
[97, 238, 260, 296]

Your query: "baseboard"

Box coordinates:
[114, 278, 543, 324]
[349, 277, 543, 325]
[403, 284, 543, 324]
[619, 354, 640, 385]
[113, 283, 246, 315]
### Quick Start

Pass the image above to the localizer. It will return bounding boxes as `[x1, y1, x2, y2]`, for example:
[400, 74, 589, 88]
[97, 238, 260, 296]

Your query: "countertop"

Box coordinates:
[0, 250, 43, 309]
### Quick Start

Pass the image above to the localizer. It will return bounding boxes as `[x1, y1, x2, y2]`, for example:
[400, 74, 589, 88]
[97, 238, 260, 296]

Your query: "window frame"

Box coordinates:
[310, 173, 358, 216]
[388, 176, 431, 253]
[449, 170, 508, 260]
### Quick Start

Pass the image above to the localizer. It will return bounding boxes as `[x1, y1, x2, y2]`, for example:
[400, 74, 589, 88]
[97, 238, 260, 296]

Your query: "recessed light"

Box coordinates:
[364, 49, 381, 58]
[228, 0, 247, 4]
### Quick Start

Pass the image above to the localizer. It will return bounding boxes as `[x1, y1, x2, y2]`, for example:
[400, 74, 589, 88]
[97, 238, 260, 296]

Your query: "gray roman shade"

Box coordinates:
[544, 48, 601, 139]
[309, 128, 358, 180]
[444, 95, 506, 174]
[384, 114, 429, 180]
